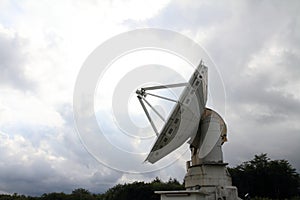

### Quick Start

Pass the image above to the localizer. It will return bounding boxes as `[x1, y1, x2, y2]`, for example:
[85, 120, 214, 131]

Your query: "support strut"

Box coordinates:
[137, 96, 159, 136]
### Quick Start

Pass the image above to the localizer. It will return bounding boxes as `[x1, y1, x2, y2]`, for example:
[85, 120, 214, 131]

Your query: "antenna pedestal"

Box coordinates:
[156, 111, 241, 200]
[184, 132, 232, 190]
[182, 163, 239, 200]
[156, 154, 241, 200]
[138, 62, 241, 199]
[184, 163, 232, 190]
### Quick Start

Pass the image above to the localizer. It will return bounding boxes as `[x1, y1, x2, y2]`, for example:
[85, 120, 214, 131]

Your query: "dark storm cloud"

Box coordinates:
[0, 155, 80, 196]
[231, 73, 300, 120]
[204, 1, 299, 72]
[203, 1, 300, 171]
[0, 125, 122, 195]
[0, 31, 34, 90]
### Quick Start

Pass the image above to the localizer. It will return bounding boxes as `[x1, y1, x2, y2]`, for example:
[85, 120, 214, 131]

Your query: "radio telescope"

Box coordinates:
[136, 61, 241, 200]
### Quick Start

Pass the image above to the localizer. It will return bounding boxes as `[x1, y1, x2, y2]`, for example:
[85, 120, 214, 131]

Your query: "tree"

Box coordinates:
[71, 188, 91, 195]
[70, 188, 96, 200]
[99, 178, 184, 200]
[41, 192, 66, 200]
[228, 153, 299, 199]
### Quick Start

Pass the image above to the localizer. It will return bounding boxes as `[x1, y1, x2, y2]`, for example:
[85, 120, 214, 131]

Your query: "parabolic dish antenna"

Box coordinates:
[136, 60, 241, 200]
[136, 61, 226, 164]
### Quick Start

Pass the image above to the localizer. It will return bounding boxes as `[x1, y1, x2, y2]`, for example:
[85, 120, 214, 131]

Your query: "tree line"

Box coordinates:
[0, 178, 183, 200]
[228, 153, 299, 199]
[0, 154, 299, 200]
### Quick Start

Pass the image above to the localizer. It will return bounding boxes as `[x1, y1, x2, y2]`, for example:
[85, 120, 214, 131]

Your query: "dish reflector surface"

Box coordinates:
[146, 62, 208, 163]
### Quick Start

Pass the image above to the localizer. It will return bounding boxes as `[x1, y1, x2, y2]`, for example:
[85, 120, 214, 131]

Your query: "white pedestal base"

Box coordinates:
[156, 163, 241, 200]
[184, 163, 232, 189]
[156, 186, 240, 200]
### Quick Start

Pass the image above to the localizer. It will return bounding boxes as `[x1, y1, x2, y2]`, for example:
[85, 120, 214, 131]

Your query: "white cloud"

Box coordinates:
[0, 0, 176, 195]
[0, 89, 64, 127]
[0, 0, 300, 196]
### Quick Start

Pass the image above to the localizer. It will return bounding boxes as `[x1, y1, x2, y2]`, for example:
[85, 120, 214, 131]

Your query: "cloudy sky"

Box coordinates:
[0, 0, 300, 196]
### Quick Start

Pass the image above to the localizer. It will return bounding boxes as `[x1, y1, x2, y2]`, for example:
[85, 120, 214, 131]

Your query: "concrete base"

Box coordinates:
[155, 190, 206, 200]
[156, 163, 241, 200]
[184, 163, 232, 189]
[156, 186, 240, 200]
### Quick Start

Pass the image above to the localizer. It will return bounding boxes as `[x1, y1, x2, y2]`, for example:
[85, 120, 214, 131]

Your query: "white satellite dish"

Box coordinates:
[136, 60, 226, 163]
[136, 61, 241, 200]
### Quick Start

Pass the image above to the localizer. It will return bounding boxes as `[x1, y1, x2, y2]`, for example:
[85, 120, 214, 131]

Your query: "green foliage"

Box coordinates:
[0, 194, 38, 200]
[41, 192, 67, 200]
[100, 177, 184, 200]
[251, 198, 300, 200]
[70, 188, 96, 200]
[228, 153, 300, 199]
[0, 178, 184, 200]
